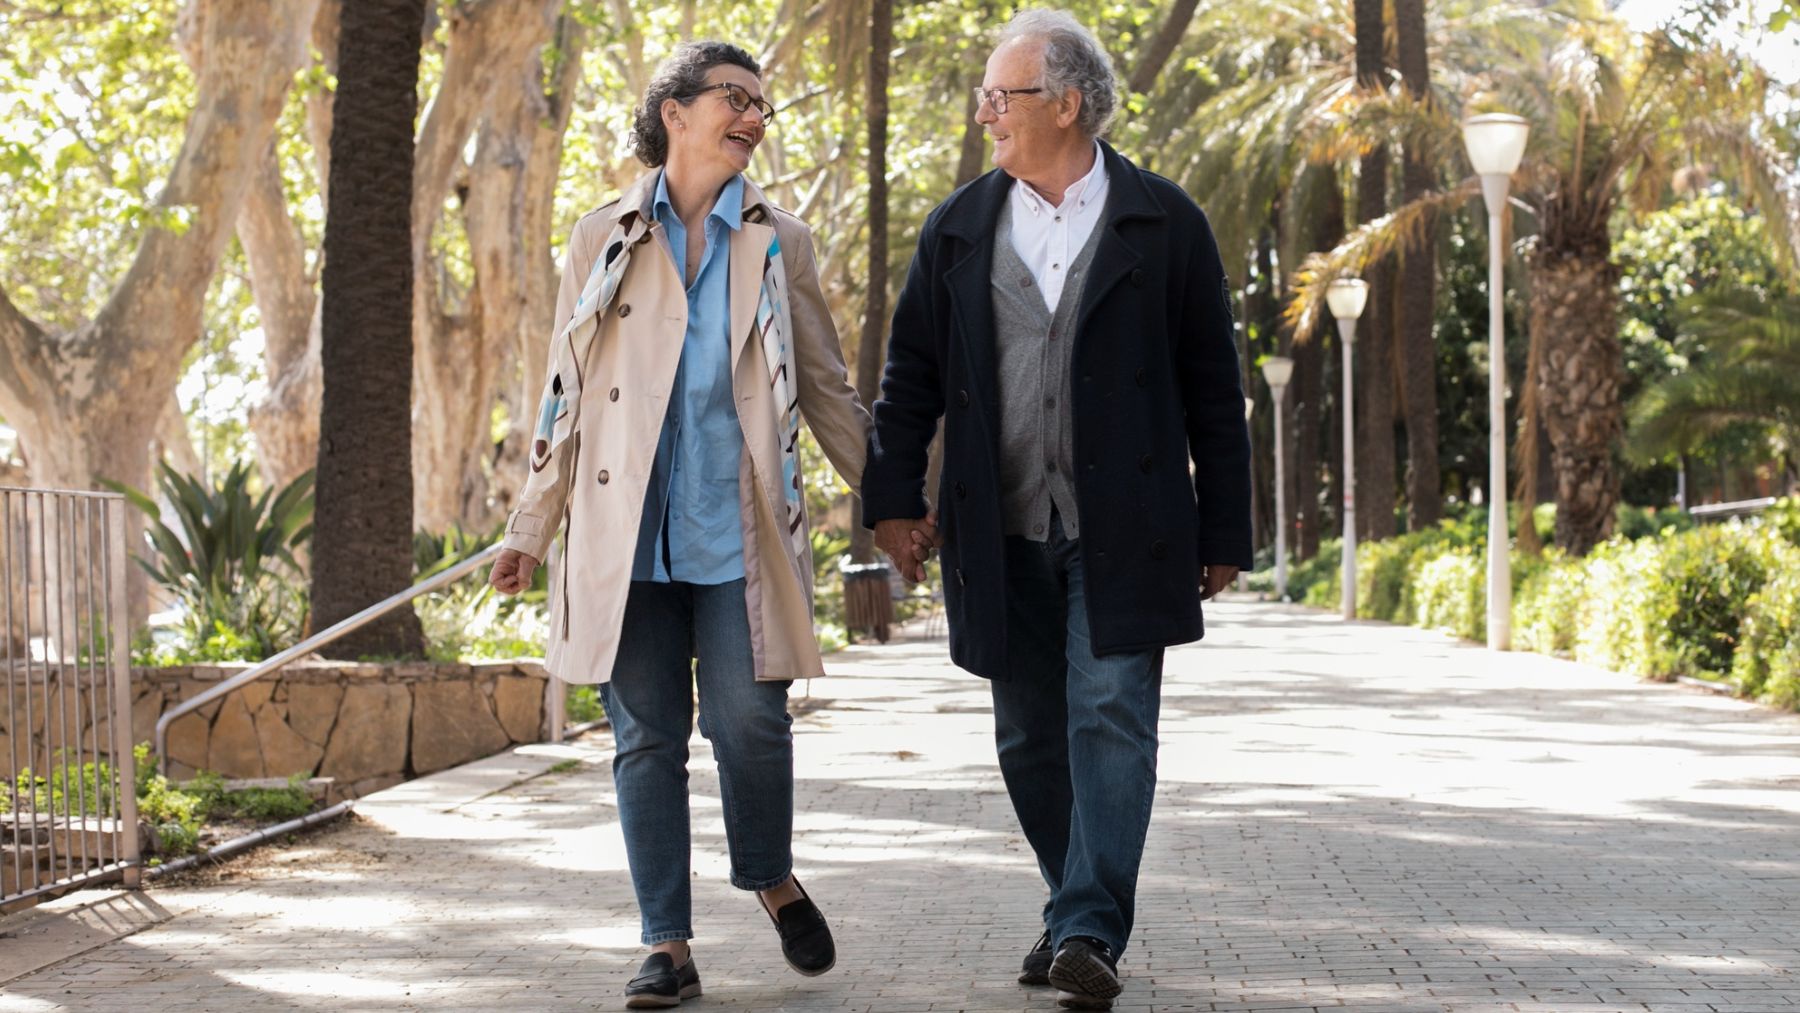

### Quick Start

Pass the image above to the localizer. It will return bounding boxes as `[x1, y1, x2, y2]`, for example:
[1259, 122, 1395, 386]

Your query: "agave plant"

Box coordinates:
[104, 462, 314, 661]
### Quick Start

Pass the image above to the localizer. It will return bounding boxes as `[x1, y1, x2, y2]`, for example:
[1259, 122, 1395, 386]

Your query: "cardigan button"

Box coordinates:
[1150, 539, 1167, 559]
[617, 303, 632, 318]
[597, 470, 610, 484]
[609, 387, 620, 402]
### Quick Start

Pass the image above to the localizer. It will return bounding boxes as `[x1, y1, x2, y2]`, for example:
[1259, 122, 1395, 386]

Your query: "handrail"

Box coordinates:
[1689, 496, 1777, 521]
[154, 543, 507, 775]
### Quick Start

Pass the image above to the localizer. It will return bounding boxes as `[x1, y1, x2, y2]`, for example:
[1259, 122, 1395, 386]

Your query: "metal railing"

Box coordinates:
[151, 543, 558, 775]
[1689, 497, 1778, 522]
[2, 488, 141, 912]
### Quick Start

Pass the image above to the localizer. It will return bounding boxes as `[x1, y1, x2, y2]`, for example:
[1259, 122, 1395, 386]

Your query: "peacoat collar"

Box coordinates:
[938, 141, 1170, 427]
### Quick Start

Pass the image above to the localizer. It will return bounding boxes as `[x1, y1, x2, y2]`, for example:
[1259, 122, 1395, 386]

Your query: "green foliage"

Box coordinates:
[1767, 497, 1800, 546]
[109, 462, 314, 664]
[566, 684, 606, 724]
[1733, 565, 1800, 706]
[184, 771, 314, 823]
[1514, 549, 1586, 655]
[133, 744, 205, 857]
[413, 524, 551, 662]
[9, 753, 121, 817]
[1412, 547, 1487, 642]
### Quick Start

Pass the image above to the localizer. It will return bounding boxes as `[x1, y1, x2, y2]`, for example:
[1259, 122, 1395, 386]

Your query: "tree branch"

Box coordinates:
[1127, 0, 1199, 95]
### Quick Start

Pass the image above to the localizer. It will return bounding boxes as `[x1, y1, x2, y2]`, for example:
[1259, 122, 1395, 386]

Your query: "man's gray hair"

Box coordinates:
[997, 9, 1118, 137]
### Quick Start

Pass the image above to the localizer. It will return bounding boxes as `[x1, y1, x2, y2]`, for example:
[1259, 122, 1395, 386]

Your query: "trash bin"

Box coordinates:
[840, 559, 894, 643]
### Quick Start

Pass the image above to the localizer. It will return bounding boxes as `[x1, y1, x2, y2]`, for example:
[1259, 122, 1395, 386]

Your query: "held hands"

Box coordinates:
[873, 511, 942, 584]
[490, 548, 541, 595]
[1199, 564, 1239, 600]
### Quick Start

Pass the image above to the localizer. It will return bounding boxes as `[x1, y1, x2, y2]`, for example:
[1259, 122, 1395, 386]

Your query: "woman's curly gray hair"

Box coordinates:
[630, 41, 762, 168]
[997, 9, 1118, 138]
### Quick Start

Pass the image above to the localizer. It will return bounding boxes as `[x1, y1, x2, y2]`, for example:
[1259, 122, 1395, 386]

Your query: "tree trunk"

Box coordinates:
[1529, 242, 1622, 556]
[1294, 170, 1344, 562]
[1127, 0, 1200, 95]
[312, 0, 428, 659]
[1352, 0, 1397, 542]
[1393, 0, 1440, 531]
[849, 0, 892, 565]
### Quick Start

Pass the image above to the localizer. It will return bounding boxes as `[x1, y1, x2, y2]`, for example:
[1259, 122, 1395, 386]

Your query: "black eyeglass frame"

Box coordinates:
[972, 86, 1045, 114]
[684, 81, 777, 123]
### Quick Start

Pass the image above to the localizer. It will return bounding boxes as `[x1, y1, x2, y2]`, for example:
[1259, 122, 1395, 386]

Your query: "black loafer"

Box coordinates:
[759, 877, 836, 976]
[1049, 936, 1122, 1010]
[624, 952, 702, 1008]
[1019, 929, 1053, 985]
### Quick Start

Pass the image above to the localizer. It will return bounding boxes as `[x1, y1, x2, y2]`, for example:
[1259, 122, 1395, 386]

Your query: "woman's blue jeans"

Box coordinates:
[597, 578, 794, 944]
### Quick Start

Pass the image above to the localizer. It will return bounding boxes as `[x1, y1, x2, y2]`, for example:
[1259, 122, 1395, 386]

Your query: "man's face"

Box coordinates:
[976, 37, 1075, 180]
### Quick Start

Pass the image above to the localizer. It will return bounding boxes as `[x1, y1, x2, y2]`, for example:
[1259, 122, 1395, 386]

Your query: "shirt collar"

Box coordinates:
[1014, 140, 1108, 216]
[653, 171, 746, 232]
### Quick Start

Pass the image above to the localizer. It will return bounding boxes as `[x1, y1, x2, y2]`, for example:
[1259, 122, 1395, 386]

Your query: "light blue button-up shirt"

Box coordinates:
[631, 172, 747, 584]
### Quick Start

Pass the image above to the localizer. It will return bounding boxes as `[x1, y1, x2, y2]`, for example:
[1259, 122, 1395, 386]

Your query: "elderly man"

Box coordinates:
[861, 9, 1251, 1009]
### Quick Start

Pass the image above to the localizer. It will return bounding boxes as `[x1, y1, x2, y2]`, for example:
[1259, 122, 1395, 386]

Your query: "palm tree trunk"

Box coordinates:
[1353, 0, 1397, 541]
[1295, 167, 1345, 561]
[849, 0, 892, 565]
[1529, 242, 1622, 556]
[312, 0, 428, 659]
[1394, 0, 1440, 531]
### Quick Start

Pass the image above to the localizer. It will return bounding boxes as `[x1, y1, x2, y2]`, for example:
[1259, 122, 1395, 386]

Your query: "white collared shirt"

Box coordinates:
[1007, 141, 1109, 313]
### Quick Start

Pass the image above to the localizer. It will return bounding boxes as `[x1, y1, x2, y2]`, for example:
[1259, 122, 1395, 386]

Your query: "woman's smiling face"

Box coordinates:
[664, 64, 768, 179]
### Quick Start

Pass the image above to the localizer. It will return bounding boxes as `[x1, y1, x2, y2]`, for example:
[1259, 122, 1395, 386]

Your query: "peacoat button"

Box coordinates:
[618, 303, 632, 317]
[1139, 454, 1153, 473]
[597, 470, 610, 484]
[957, 389, 970, 407]
[956, 567, 966, 587]
[1131, 268, 1146, 286]
[955, 481, 967, 499]
[1150, 539, 1167, 559]
[1135, 368, 1147, 387]
[609, 387, 620, 401]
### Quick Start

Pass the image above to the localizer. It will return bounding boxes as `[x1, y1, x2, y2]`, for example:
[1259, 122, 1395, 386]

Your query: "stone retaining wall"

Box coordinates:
[127, 660, 552, 798]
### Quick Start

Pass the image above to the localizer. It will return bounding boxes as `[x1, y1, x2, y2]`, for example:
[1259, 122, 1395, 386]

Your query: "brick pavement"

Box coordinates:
[3, 599, 1799, 1012]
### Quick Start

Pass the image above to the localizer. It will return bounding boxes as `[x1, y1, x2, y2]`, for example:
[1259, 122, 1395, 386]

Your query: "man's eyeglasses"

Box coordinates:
[688, 82, 776, 123]
[973, 86, 1044, 114]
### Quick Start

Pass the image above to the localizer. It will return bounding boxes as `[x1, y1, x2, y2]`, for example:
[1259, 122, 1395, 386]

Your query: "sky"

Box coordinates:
[1615, 0, 1800, 83]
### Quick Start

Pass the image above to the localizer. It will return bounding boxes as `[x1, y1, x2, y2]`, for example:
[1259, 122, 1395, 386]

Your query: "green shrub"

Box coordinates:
[1291, 539, 1342, 607]
[1514, 549, 1586, 655]
[1732, 562, 1800, 705]
[1765, 496, 1800, 547]
[110, 462, 314, 664]
[413, 523, 553, 662]
[1615, 503, 1696, 540]
[1413, 547, 1486, 641]
[567, 684, 606, 724]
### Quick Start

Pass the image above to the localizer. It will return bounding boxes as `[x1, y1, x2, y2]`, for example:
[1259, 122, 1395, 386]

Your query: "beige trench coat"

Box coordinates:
[501, 172, 869, 685]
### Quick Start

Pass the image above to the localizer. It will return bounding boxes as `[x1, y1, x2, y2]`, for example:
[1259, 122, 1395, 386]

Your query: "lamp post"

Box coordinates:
[1261, 355, 1295, 600]
[1240, 396, 1255, 592]
[1462, 112, 1529, 651]
[1326, 278, 1368, 621]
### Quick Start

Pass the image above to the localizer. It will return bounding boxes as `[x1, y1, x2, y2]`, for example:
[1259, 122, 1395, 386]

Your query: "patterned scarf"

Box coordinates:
[529, 205, 806, 559]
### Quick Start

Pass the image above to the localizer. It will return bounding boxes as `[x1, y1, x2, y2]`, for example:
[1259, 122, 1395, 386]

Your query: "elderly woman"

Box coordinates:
[490, 41, 874, 1008]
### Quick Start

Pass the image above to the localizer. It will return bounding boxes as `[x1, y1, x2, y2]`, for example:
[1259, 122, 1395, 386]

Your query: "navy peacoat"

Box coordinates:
[861, 141, 1253, 681]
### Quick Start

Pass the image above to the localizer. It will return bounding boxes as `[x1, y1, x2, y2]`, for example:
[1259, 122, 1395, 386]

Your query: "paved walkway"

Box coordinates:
[4, 600, 1800, 1012]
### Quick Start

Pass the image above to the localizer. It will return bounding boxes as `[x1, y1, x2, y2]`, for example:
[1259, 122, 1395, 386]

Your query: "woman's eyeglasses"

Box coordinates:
[688, 82, 776, 122]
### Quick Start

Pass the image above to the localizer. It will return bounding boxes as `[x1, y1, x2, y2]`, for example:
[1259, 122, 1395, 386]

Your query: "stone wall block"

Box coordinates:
[206, 693, 265, 778]
[254, 701, 324, 778]
[317, 683, 411, 785]
[284, 682, 344, 746]
[411, 681, 510, 775]
[492, 673, 544, 743]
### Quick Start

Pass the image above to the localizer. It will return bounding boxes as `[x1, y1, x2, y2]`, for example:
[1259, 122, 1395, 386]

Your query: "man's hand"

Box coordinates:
[1200, 563, 1238, 600]
[490, 548, 541, 595]
[873, 511, 942, 583]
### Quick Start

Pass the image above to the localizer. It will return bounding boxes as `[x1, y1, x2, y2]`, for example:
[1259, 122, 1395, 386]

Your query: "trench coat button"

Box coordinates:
[609, 387, 620, 402]
[1135, 368, 1147, 387]
[957, 389, 970, 407]
[955, 481, 967, 499]
[1130, 268, 1146, 286]
[1139, 454, 1153, 473]
[597, 470, 610, 484]
[1150, 539, 1167, 559]
[617, 303, 632, 318]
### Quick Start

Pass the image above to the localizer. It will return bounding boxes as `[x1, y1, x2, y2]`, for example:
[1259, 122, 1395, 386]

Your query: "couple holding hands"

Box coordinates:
[488, 9, 1251, 1009]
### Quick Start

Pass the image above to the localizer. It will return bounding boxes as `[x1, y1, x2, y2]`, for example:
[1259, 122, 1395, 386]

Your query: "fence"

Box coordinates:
[1, 488, 140, 913]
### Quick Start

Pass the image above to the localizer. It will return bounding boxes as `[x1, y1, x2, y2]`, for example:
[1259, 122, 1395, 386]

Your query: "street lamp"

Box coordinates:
[1326, 277, 1368, 622]
[1462, 112, 1529, 651]
[1261, 355, 1295, 601]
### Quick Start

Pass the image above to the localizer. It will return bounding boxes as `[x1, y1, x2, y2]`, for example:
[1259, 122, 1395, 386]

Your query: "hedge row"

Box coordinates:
[1275, 499, 1800, 709]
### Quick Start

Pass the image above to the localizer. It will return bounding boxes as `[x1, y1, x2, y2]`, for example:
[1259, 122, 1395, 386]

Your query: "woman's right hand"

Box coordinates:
[489, 548, 541, 595]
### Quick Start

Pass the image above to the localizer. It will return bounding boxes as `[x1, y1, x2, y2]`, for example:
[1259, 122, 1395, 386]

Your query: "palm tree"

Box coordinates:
[1290, 19, 1800, 554]
[312, 0, 429, 659]
[1627, 289, 1800, 490]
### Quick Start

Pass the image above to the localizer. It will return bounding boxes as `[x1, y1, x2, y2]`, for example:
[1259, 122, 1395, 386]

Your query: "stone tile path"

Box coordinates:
[4, 600, 1799, 1011]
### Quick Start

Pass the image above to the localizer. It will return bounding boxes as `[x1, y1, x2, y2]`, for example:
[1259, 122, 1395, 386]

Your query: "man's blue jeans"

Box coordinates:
[598, 578, 795, 944]
[988, 517, 1163, 959]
